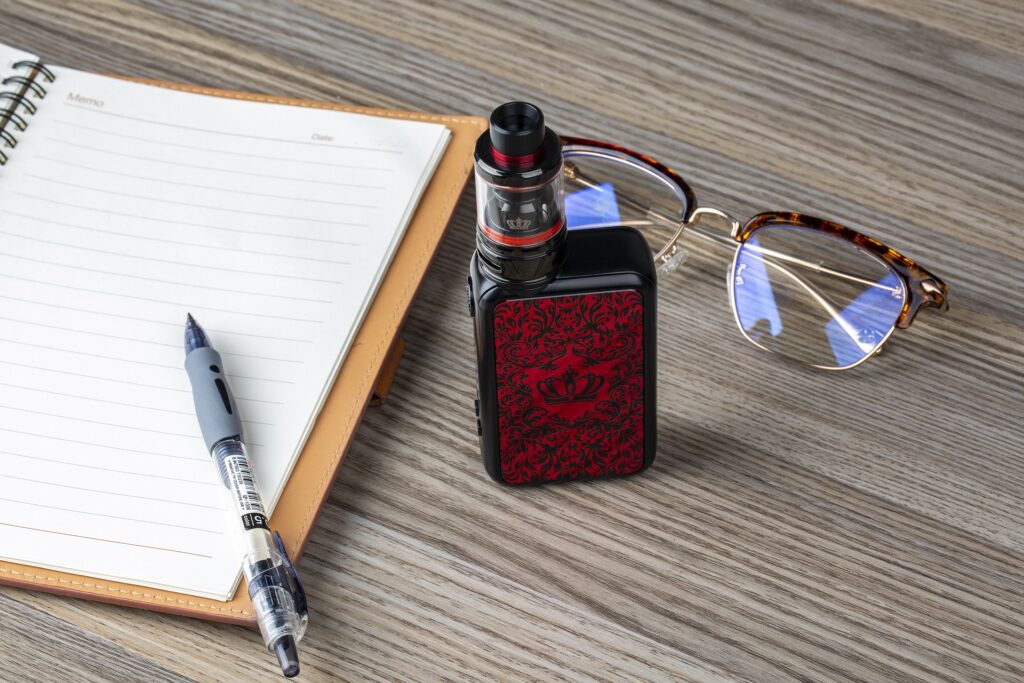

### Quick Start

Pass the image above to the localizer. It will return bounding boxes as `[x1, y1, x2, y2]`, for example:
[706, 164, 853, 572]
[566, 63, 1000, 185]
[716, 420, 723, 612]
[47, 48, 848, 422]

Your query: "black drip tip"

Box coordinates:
[488, 101, 545, 158]
[274, 636, 300, 678]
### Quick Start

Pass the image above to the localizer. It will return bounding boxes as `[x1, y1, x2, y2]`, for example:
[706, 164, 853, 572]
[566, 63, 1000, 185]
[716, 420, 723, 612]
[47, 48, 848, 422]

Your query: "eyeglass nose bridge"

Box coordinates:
[685, 207, 742, 239]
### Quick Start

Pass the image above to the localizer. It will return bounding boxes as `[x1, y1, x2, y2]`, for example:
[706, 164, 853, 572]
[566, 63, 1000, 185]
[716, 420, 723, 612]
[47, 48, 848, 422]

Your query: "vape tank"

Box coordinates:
[468, 102, 658, 485]
[473, 101, 566, 283]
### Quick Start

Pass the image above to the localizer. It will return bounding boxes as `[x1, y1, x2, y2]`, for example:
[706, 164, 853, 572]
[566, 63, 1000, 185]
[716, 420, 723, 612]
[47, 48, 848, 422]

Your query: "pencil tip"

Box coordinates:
[184, 313, 210, 353]
[275, 636, 300, 677]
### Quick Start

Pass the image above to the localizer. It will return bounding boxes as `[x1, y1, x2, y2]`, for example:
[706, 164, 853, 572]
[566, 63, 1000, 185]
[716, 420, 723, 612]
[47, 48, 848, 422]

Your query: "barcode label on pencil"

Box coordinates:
[222, 454, 266, 516]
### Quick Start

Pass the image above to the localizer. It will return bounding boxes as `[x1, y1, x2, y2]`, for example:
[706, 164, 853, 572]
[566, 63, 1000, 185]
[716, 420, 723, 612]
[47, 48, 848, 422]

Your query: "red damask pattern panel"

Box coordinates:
[493, 290, 644, 484]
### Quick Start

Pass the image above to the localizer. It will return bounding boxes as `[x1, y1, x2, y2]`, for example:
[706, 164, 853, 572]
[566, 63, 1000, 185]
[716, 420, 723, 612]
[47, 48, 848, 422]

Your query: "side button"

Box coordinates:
[466, 278, 475, 317]
[476, 418, 482, 436]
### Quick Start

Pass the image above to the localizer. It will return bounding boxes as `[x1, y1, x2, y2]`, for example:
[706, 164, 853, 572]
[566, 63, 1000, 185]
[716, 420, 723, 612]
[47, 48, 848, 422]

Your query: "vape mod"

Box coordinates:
[468, 102, 657, 485]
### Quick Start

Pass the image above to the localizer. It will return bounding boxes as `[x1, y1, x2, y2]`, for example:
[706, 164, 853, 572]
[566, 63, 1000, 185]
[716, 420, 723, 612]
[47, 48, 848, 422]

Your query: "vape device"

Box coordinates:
[468, 102, 657, 485]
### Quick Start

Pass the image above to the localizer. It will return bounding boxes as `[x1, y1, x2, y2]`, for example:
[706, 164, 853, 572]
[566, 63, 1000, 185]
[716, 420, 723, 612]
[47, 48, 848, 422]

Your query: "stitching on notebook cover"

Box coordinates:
[0, 567, 252, 615]
[1, 87, 480, 617]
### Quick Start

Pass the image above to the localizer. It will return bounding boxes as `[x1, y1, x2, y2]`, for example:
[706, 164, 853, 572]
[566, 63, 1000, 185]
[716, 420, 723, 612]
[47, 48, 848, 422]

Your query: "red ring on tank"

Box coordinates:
[490, 145, 545, 170]
[479, 218, 564, 247]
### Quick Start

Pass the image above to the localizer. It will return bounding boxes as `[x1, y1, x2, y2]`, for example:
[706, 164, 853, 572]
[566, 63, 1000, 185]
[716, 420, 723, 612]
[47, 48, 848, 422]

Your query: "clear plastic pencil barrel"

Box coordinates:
[213, 439, 307, 674]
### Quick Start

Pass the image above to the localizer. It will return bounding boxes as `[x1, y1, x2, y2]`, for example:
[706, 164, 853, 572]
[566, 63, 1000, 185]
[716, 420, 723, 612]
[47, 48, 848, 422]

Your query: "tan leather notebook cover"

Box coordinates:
[0, 77, 485, 624]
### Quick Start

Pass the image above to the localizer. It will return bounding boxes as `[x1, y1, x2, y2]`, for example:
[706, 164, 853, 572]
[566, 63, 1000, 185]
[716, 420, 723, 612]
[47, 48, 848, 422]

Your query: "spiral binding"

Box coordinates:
[0, 59, 55, 166]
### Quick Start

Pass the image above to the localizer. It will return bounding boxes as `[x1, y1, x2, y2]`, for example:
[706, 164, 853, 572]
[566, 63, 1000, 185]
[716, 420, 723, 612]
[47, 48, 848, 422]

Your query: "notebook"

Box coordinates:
[0, 42, 483, 609]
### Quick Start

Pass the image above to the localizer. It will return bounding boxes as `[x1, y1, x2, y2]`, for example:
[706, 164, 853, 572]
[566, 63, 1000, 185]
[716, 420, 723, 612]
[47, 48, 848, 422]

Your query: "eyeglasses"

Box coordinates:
[559, 136, 949, 370]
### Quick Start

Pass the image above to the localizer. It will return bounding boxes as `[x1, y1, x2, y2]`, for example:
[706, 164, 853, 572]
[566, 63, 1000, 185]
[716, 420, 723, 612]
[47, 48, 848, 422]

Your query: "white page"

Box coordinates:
[0, 49, 449, 599]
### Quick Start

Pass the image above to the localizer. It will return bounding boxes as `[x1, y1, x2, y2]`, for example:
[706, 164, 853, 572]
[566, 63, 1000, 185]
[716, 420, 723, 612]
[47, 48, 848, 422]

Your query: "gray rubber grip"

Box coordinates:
[185, 347, 244, 451]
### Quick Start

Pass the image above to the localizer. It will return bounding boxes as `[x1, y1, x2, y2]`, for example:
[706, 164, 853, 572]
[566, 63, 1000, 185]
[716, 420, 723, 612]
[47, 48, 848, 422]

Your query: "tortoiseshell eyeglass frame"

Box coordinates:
[560, 136, 949, 365]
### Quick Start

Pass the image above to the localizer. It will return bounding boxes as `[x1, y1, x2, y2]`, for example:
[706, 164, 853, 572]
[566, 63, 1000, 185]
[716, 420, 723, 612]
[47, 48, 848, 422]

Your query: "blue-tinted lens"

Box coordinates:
[733, 235, 784, 340]
[561, 153, 687, 269]
[822, 271, 904, 367]
[565, 182, 621, 229]
[730, 225, 906, 368]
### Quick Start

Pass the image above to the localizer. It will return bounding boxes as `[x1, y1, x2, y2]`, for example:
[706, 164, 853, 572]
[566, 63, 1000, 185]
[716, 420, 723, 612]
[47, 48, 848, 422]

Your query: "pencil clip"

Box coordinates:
[273, 531, 308, 621]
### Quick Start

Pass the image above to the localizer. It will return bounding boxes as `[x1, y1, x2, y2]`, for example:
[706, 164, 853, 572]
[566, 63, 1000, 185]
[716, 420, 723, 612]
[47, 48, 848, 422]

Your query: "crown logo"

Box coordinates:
[536, 367, 604, 404]
[505, 216, 532, 231]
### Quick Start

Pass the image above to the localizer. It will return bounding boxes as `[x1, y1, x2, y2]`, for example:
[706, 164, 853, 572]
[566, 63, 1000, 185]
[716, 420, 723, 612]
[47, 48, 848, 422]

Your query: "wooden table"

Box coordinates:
[1, 1, 1021, 680]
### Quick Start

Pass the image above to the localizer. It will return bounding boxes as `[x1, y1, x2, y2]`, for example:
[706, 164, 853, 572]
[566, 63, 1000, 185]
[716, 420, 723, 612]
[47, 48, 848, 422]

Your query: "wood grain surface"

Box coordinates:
[0, 0, 1021, 680]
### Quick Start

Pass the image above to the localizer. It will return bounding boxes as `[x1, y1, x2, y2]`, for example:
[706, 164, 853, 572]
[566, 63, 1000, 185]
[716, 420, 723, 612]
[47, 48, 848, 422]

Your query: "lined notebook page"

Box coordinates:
[0, 50, 449, 599]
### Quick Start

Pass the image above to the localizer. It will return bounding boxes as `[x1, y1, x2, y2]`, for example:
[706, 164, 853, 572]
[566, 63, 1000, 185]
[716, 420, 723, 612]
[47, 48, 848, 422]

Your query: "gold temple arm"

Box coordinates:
[563, 165, 889, 351]
[563, 163, 900, 295]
